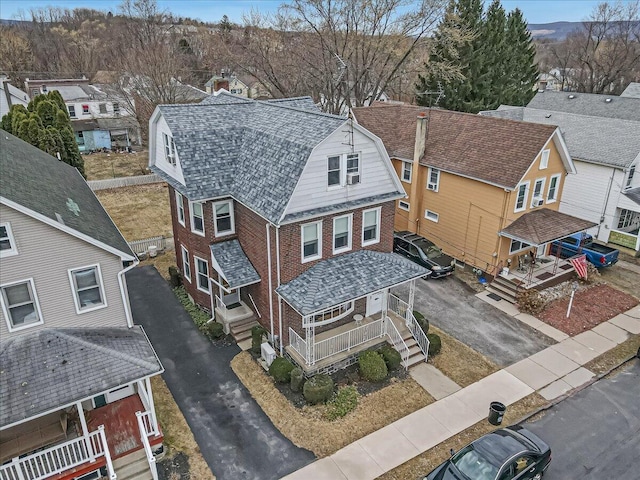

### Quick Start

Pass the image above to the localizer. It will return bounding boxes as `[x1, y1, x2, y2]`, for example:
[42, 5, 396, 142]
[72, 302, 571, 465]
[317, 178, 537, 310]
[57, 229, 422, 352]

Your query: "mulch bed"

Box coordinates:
[539, 284, 638, 336]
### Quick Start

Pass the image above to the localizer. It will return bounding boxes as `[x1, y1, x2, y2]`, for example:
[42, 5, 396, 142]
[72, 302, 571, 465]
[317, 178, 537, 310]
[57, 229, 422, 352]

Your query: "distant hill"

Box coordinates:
[527, 21, 583, 41]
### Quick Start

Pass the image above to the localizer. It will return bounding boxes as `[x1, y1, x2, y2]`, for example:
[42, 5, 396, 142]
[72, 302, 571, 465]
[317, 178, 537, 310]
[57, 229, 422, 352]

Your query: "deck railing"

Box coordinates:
[289, 328, 307, 361]
[313, 319, 384, 363]
[389, 294, 429, 362]
[136, 412, 158, 480]
[0, 426, 115, 480]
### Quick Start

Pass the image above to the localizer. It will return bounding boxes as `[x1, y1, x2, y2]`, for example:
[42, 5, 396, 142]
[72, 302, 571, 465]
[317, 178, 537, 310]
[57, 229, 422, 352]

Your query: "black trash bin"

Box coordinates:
[488, 401, 506, 426]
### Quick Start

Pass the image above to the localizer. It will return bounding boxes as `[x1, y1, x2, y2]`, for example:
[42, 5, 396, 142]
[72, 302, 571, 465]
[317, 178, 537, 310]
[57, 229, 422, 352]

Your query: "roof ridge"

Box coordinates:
[257, 100, 346, 120]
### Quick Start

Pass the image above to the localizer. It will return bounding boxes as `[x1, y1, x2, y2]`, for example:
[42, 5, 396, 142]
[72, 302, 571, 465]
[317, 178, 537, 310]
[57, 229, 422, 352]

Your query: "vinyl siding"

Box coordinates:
[0, 205, 128, 337]
[150, 114, 186, 185]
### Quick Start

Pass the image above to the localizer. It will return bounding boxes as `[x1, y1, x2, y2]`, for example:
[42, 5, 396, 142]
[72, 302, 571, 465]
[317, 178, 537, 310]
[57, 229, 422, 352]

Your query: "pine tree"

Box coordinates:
[503, 8, 537, 106]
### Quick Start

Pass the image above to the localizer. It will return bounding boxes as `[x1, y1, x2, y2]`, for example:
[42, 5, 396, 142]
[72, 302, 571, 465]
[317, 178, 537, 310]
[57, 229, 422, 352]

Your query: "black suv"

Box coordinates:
[393, 231, 455, 278]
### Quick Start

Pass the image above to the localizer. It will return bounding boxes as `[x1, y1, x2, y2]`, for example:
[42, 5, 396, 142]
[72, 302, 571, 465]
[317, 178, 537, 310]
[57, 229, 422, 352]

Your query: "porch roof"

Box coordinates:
[499, 208, 597, 246]
[0, 327, 162, 429]
[623, 186, 640, 206]
[210, 240, 261, 290]
[276, 250, 430, 315]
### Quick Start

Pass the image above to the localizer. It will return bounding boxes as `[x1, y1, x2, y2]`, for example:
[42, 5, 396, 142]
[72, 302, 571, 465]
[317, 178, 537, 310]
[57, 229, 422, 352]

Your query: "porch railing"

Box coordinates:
[313, 319, 384, 363]
[0, 426, 116, 480]
[136, 412, 158, 480]
[389, 294, 429, 362]
[138, 410, 159, 437]
[289, 328, 307, 361]
[383, 317, 410, 369]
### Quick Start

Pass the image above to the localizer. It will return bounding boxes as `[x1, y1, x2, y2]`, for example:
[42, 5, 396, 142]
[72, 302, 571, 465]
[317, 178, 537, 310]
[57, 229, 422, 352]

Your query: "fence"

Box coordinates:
[128, 236, 169, 255]
[88, 174, 163, 191]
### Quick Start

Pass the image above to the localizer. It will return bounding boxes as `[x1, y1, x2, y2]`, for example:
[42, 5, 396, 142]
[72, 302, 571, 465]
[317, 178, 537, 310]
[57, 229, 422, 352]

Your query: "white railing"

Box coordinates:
[0, 426, 115, 480]
[88, 173, 163, 191]
[289, 327, 307, 361]
[139, 410, 159, 437]
[248, 293, 262, 318]
[136, 412, 158, 480]
[389, 294, 429, 362]
[313, 319, 384, 363]
[383, 317, 410, 369]
[128, 236, 167, 255]
[215, 295, 225, 310]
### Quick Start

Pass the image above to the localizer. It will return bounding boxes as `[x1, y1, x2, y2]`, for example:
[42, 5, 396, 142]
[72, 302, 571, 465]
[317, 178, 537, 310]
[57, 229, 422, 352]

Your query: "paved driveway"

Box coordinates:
[393, 276, 554, 367]
[523, 360, 640, 479]
[126, 266, 315, 480]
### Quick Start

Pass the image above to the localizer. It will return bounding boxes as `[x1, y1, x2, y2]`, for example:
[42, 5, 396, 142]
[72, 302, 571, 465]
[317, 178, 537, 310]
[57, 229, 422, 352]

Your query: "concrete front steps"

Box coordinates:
[113, 449, 153, 480]
[403, 331, 427, 368]
[486, 274, 519, 303]
[229, 316, 260, 343]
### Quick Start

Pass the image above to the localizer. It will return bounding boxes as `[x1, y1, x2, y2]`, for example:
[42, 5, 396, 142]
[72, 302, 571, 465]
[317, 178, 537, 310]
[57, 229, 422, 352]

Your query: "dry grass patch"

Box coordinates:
[429, 326, 500, 387]
[379, 393, 548, 480]
[583, 334, 640, 375]
[138, 250, 177, 281]
[96, 183, 172, 241]
[151, 376, 215, 480]
[231, 352, 434, 457]
[84, 150, 149, 180]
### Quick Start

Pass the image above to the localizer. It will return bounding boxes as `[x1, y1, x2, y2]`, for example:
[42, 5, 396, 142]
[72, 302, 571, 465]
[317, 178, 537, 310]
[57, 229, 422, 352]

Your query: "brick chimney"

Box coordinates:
[407, 111, 428, 233]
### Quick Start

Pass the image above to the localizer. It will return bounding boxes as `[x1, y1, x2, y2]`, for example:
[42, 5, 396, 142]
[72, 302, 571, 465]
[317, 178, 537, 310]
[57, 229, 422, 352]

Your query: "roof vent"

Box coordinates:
[568, 94, 576, 99]
[545, 113, 552, 118]
[605, 98, 612, 103]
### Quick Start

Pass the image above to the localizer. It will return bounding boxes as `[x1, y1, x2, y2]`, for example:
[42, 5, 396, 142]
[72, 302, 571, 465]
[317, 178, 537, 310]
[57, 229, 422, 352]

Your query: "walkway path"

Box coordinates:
[282, 305, 640, 480]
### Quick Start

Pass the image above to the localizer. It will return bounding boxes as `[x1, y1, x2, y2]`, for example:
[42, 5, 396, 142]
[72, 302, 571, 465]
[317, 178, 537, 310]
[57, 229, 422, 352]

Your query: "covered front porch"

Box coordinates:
[609, 195, 640, 253]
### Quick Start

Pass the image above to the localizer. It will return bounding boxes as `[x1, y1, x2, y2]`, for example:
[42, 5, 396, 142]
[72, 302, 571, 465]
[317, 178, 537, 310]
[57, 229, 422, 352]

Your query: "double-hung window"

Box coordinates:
[195, 257, 210, 293]
[328, 153, 361, 187]
[427, 167, 440, 191]
[301, 221, 322, 262]
[67, 105, 76, 118]
[82, 104, 90, 115]
[214, 200, 234, 236]
[540, 149, 550, 169]
[514, 182, 529, 212]
[531, 178, 545, 207]
[0, 223, 18, 257]
[1, 279, 43, 330]
[175, 191, 185, 226]
[190, 202, 205, 235]
[547, 174, 560, 202]
[69, 265, 106, 313]
[626, 165, 636, 189]
[362, 207, 381, 246]
[163, 133, 177, 166]
[333, 214, 352, 254]
[99, 103, 107, 114]
[328, 156, 341, 187]
[181, 246, 191, 282]
[402, 162, 412, 183]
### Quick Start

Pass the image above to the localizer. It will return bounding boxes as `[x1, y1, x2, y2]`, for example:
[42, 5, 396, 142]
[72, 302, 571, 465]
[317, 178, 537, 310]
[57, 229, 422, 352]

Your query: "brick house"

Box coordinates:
[149, 91, 431, 374]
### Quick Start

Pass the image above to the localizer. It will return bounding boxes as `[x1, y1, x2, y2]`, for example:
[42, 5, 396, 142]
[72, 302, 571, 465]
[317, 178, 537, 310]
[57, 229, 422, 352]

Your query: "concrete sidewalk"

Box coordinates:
[282, 305, 639, 480]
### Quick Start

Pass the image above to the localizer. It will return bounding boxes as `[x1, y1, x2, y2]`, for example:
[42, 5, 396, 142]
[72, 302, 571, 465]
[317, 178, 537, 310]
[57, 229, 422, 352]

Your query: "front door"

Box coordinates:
[222, 289, 240, 307]
[366, 291, 384, 317]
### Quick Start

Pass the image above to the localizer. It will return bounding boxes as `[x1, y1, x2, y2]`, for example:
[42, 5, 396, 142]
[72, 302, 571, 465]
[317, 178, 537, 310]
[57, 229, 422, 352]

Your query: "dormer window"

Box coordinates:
[163, 133, 177, 166]
[0, 223, 18, 257]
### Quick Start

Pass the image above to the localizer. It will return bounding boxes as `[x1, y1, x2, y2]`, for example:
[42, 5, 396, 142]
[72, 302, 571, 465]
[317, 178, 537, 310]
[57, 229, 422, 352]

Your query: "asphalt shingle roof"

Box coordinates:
[210, 240, 260, 289]
[353, 105, 557, 189]
[623, 186, 640, 206]
[482, 107, 640, 168]
[264, 96, 319, 112]
[499, 208, 596, 245]
[155, 93, 347, 223]
[0, 327, 162, 428]
[527, 90, 640, 122]
[276, 251, 430, 315]
[0, 131, 134, 258]
[620, 82, 640, 98]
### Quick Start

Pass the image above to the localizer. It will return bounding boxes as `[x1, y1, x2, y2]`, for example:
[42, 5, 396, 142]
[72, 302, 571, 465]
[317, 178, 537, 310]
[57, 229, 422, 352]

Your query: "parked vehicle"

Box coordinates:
[393, 231, 454, 278]
[423, 426, 551, 480]
[549, 233, 619, 267]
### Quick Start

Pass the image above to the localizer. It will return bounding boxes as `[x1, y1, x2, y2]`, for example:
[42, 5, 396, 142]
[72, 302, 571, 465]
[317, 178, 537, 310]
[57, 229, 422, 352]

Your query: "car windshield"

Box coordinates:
[414, 239, 442, 259]
[451, 445, 499, 480]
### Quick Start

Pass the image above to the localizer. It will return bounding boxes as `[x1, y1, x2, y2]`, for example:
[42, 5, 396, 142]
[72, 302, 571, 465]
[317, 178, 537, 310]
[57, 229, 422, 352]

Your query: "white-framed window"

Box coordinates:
[175, 191, 185, 226]
[509, 239, 531, 254]
[214, 200, 235, 236]
[181, 246, 191, 282]
[328, 153, 360, 187]
[514, 181, 530, 212]
[68, 265, 107, 314]
[540, 149, 550, 169]
[531, 178, 546, 207]
[301, 221, 322, 262]
[113, 102, 120, 114]
[190, 202, 205, 236]
[346, 153, 360, 184]
[162, 132, 177, 166]
[617, 209, 635, 229]
[99, 103, 107, 114]
[82, 104, 90, 115]
[1, 279, 43, 331]
[398, 200, 410, 211]
[67, 105, 76, 118]
[427, 167, 440, 191]
[333, 214, 352, 254]
[626, 165, 636, 189]
[425, 209, 439, 222]
[327, 155, 341, 187]
[402, 161, 412, 183]
[0, 223, 18, 257]
[547, 174, 561, 202]
[195, 256, 210, 293]
[312, 301, 354, 325]
[362, 207, 381, 246]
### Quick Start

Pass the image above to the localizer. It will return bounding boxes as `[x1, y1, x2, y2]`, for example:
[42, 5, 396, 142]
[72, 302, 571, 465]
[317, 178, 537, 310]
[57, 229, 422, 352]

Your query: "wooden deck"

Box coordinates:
[502, 256, 575, 289]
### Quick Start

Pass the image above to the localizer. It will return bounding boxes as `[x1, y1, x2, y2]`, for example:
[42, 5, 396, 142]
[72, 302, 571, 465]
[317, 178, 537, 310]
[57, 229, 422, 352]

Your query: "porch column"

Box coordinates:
[408, 280, 416, 324]
[305, 317, 315, 365]
[145, 377, 159, 436]
[76, 401, 95, 462]
[381, 291, 389, 336]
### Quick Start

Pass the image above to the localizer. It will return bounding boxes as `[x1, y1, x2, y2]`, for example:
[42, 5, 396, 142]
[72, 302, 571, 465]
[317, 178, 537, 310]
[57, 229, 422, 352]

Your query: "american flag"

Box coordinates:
[570, 254, 588, 279]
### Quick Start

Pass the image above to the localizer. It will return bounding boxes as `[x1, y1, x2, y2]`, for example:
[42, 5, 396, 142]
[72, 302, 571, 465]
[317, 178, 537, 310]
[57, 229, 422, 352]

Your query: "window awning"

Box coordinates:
[499, 208, 597, 247]
[276, 250, 430, 316]
[210, 240, 260, 290]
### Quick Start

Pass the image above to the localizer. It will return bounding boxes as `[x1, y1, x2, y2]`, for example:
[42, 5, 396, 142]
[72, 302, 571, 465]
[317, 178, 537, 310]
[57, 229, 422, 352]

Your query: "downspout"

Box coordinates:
[276, 225, 283, 356]
[266, 223, 275, 345]
[495, 188, 510, 271]
[597, 170, 616, 238]
[118, 259, 140, 328]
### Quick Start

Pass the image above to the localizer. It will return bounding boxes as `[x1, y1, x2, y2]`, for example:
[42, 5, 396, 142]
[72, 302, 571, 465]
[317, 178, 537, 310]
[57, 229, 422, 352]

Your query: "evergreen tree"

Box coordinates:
[503, 8, 537, 106]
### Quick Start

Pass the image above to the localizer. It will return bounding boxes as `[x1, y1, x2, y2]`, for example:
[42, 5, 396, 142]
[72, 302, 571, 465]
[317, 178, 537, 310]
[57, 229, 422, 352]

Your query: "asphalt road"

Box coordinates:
[393, 276, 555, 367]
[523, 360, 640, 479]
[126, 266, 315, 480]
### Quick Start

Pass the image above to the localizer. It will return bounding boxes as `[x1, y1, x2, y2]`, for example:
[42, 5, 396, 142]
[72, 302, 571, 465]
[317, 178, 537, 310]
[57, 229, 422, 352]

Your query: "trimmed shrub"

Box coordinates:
[413, 310, 429, 334]
[325, 386, 358, 420]
[290, 367, 304, 392]
[379, 345, 402, 371]
[251, 326, 267, 354]
[269, 357, 295, 383]
[168, 266, 181, 287]
[200, 321, 224, 340]
[303, 374, 334, 405]
[427, 333, 442, 356]
[358, 350, 388, 382]
[516, 289, 545, 315]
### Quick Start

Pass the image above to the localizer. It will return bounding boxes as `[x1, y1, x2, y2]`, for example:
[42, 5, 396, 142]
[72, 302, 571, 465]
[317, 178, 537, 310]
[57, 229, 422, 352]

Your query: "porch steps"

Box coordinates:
[402, 332, 427, 369]
[113, 448, 153, 480]
[230, 316, 260, 343]
[486, 275, 520, 304]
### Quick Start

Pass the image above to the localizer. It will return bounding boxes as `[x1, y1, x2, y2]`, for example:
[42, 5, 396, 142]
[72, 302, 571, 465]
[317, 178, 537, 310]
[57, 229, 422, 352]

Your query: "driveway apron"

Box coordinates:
[126, 266, 315, 480]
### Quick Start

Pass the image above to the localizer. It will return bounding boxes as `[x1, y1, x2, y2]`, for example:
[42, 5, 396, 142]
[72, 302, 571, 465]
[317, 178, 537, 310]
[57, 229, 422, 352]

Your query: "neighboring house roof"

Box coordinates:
[0, 131, 135, 259]
[96, 116, 140, 131]
[276, 251, 430, 315]
[620, 82, 640, 98]
[72, 119, 99, 132]
[0, 327, 162, 428]
[623, 186, 640, 206]
[482, 107, 640, 169]
[527, 90, 640, 122]
[0, 80, 29, 106]
[199, 90, 251, 105]
[55, 84, 106, 102]
[353, 105, 558, 189]
[174, 83, 208, 102]
[499, 208, 596, 245]
[153, 91, 349, 223]
[210, 240, 261, 290]
[264, 96, 319, 112]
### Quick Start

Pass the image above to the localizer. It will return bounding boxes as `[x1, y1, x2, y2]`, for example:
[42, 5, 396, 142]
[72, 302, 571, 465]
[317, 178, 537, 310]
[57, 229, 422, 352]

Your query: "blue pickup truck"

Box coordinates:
[550, 233, 619, 267]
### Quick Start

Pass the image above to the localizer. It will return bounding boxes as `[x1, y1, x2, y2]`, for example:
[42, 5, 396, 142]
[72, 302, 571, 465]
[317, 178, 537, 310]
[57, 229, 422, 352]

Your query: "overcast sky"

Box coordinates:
[0, 0, 624, 24]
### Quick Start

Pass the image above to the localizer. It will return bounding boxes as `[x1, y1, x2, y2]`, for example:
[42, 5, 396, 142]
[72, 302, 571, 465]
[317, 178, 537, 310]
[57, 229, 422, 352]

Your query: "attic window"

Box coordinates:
[162, 133, 177, 166]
